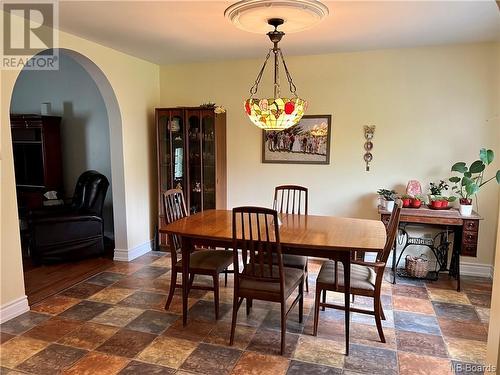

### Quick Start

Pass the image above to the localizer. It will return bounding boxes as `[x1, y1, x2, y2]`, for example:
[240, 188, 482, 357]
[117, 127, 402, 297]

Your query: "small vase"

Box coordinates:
[459, 204, 473, 216]
[386, 200, 395, 212]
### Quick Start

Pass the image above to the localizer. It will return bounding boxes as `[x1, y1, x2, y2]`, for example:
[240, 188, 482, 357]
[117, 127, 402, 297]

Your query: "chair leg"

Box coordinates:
[298, 280, 304, 323]
[165, 269, 177, 310]
[246, 298, 252, 316]
[229, 295, 239, 346]
[280, 302, 287, 355]
[374, 294, 386, 343]
[321, 289, 326, 311]
[305, 262, 309, 293]
[313, 287, 321, 336]
[213, 274, 220, 320]
[380, 304, 386, 320]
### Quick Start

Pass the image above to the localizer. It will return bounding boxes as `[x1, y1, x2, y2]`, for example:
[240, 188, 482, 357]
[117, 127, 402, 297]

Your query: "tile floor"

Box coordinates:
[0, 252, 492, 375]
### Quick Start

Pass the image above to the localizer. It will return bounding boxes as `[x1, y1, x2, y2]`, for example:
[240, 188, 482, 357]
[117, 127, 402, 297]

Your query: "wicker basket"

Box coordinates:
[405, 254, 429, 278]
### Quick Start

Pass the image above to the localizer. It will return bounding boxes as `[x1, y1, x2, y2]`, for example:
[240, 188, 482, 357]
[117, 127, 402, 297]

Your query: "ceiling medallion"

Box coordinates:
[224, 0, 329, 34]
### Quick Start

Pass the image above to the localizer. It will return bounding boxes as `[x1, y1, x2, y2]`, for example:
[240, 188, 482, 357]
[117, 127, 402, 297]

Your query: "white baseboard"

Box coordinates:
[460, 262, 494, 278]
[113, 239, 152, 262]
[0, 296, 30, 323]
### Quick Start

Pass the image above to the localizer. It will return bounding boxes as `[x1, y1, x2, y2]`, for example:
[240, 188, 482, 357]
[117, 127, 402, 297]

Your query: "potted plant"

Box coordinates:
[401, 194, 412, 208]
[411, 194, 425, 208]
[377, 189, 397, 212]
[449, 148, 500, 216]
[429, 180, 449, 202]
[430, 196, 443, 208]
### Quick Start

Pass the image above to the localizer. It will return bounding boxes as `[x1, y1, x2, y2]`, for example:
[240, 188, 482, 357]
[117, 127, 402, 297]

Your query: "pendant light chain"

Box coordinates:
[279, 49, 298, 98]
[273, 47, 281, 98]
[249, 48, 298, 99]
[249, 49, 272, 97]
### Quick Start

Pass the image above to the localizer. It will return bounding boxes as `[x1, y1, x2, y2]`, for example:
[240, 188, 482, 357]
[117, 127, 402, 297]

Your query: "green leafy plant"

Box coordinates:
[449, 148, 500, 204]
[429, 180, 449, 196]
[377, 189, 396, 201]
[429, 195, 455, 202]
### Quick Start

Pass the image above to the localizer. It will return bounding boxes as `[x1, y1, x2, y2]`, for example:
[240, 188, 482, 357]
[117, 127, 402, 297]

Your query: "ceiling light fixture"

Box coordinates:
[225, 0, 328, 131]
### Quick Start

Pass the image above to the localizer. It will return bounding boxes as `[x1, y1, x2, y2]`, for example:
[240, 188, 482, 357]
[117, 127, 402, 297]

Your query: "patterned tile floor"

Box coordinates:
[0, 252, 492, 375]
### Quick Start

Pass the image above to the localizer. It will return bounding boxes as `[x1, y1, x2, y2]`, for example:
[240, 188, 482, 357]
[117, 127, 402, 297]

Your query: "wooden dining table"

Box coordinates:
[160, 209, 386, 353]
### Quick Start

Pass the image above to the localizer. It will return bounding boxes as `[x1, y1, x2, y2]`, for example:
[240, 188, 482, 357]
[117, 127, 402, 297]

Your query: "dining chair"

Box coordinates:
[163, 189, 233, 319]
[313, 201, 402, 343]
[273, 185, 310, 292]
[229, 206, 304, 355]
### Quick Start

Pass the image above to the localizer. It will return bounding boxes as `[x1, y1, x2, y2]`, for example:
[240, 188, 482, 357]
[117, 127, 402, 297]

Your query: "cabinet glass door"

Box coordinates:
[202, 112, 216, 210]
[170, 111, 185, 191]
[158, 112, 171, 192]
[187, 111, 202, 214]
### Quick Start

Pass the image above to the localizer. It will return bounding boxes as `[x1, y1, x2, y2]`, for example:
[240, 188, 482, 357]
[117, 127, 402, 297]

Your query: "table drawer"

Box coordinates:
[463, 220, 478, 231]
[463, 230, 478, 245]
[461, 244, 477, 257]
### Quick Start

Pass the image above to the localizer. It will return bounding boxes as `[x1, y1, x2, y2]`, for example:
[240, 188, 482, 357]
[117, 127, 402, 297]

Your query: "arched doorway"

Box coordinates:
[9, 48, 127, 302]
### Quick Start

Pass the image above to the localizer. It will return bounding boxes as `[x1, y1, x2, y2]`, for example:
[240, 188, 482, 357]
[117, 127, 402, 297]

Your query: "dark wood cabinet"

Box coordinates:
[156, 107, 227, 246]
[10, 114, 63, 210]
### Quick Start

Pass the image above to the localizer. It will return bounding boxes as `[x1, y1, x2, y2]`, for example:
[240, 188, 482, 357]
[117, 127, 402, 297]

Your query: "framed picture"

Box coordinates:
[262, 115, 332, 164]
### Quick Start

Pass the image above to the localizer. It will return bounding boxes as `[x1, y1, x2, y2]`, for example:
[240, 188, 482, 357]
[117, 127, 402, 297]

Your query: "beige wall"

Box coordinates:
[490, 200, 500, 373]
[1, 81, 26, 306]
[486, 196, 500, 373]
[160, 42, 500, 267]
[486, 42, 500, 375]
[1, 28, 160, 307]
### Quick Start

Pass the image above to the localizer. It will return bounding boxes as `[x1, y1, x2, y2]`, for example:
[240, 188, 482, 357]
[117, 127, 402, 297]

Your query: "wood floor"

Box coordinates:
[23, 256, 114, 305]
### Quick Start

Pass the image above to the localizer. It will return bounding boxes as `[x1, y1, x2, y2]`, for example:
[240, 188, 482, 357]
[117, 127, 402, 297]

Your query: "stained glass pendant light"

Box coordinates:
[242, 18, 306, 131]
[225, 0, 328, 130]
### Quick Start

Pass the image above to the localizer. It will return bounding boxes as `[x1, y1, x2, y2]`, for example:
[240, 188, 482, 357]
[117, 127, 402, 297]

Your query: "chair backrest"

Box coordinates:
[71, 170, 109, 216]
[377, 200, 402, 264]
[273, 185, 308, 215]
[232, 206, 284, 293]
[162, 189, 188, 260]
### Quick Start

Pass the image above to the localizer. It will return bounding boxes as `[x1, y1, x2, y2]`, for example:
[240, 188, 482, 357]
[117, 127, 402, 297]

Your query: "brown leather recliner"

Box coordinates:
[29, 170, 110, 263]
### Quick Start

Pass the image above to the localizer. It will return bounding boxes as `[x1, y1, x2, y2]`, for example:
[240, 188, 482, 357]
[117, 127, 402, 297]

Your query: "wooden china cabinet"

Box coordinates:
[155, 107, 227, 247]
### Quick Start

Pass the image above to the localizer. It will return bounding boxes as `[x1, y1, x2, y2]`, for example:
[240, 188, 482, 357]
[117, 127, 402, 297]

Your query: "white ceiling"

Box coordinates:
[58, 1, 500, 65]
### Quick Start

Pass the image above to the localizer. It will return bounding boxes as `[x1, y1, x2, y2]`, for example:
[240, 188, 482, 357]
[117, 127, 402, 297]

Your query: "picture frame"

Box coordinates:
[262, 114, 332, 164]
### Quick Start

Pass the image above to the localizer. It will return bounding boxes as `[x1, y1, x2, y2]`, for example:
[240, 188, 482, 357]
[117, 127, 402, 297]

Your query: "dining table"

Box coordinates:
[160, 209, 387, 353]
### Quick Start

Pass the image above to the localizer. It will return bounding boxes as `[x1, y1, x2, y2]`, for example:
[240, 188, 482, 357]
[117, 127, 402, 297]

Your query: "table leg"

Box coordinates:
[181, 236, 192, 326]
[342, 253, 350, 356]
[452, 228, 462, 292]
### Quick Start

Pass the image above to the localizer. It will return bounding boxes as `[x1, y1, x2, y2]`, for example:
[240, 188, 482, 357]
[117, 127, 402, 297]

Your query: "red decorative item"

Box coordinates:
[410, 198, 422, 208]
[402, 198, 411, 207]
[284, 101, 295, 115]
[427, 203, 452, 210]
[431, 200, 443, 209]
[441, 200, 449, 208]
[245, 101, 251, 115]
